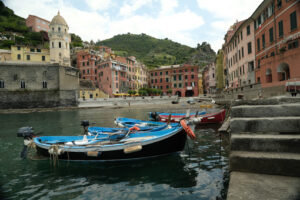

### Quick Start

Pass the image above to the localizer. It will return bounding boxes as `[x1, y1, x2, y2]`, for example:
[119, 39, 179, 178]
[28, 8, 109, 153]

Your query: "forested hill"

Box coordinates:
[97, 33, 216, 68]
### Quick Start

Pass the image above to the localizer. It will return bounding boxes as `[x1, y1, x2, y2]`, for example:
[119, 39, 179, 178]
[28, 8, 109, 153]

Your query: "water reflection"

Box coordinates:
[0, 106, 229, 200]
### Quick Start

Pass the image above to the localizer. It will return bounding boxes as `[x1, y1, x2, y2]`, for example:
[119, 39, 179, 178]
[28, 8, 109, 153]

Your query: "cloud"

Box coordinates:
[85, 0, 112, 11]
[119, 0, 153, 16]
[4, 0, 205, 48]
[160, 0, 178, 14]
[196, 0, 263, 20]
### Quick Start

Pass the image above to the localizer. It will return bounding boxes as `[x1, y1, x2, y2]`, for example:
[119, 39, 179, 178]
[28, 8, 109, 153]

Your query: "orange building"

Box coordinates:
[26, 15, 50, 32]
[252, 0, 300, 91]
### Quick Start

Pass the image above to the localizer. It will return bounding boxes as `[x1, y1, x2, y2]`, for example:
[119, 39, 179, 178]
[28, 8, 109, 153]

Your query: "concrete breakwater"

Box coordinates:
[78, 96, 179, 107]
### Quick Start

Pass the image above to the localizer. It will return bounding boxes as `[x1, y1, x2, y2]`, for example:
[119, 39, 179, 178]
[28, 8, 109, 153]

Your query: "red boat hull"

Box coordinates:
[159, 109, 226, 124]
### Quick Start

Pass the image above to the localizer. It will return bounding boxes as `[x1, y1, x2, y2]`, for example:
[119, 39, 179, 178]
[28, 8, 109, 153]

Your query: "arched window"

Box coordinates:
[58, 27, 61, 32]
[266, 68, 272, 83]
[277, 63, 290, 81]
[59, 42, 61, 48]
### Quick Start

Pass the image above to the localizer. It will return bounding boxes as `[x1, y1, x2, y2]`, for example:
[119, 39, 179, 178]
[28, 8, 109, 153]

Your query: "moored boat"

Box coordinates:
[155, 109, 226, 124]
[17, 123, 189, 161]
[149, 110, 206, 122]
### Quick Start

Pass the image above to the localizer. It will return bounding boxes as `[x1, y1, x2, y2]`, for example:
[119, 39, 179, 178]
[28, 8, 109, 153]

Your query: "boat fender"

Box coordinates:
[180, 120, 196, 140]
[87, 151, 101, 157]
[129, 126, 140, 131]
[124, 145, 142, 154]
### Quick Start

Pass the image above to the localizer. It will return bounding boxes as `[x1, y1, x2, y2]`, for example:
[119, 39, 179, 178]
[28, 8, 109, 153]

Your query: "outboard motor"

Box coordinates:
[149, 112, 159, 121]
[81, 120, 90, 135]
[17, 127, 35, 159]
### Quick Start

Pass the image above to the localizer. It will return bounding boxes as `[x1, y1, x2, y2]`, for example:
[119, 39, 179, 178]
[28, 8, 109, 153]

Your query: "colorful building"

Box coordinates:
[79, 80, 108, 99]
[26, 15, 50, 32]
[223, 19, 256, 89]
[252, 0, 300, 91]
[11, 45, 50, 63]
[203, 63, 216, 94]
[149, 64, 199, 97]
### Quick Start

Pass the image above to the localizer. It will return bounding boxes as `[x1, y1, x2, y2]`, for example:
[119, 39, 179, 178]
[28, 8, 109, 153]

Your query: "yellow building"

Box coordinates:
[0, 49, 11, 62]
[80, 80, 109, 99]
[198, 73, 204, 94]
[11, 45, 50, 63]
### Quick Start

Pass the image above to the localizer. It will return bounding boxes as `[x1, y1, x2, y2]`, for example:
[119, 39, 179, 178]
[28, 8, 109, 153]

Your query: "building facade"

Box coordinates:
[26, 15, 50, 32]
[49, 11, 71, 66]
[149, 64, 199, 97]
[0, 49, 11, 62]
[223, 19, 256, 90]
[202, 63, 216, 94]
[11, 45, 50, 63]
[252, 0, 300, 91]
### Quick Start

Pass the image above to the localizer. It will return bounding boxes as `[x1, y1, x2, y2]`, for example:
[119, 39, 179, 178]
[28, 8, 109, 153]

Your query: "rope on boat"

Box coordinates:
[48, 145, 64, 167]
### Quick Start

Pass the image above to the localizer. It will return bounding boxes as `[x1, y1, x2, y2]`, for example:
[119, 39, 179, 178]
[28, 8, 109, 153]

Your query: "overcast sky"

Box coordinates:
[4, 0, 263, 52]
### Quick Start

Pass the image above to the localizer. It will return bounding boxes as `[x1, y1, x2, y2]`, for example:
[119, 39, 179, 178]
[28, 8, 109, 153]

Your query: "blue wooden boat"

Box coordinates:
[17, 122, 187, 161]
[114, 117, 168, 129]
[149, 110, 206, 122]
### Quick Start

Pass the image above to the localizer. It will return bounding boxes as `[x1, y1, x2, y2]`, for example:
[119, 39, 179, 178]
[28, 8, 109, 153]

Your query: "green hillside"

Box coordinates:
[97, 33, 216, 68]
[0, 1, 83, 49]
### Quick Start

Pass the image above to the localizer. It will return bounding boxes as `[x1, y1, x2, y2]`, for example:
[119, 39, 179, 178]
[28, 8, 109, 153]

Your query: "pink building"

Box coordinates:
[223, 19, 256, 89]
[203, 63, 216, 94]
[26, 15, 50, 32]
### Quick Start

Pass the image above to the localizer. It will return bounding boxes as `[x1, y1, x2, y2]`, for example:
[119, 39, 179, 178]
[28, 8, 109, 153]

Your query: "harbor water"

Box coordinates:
[0, 106, 229, 200]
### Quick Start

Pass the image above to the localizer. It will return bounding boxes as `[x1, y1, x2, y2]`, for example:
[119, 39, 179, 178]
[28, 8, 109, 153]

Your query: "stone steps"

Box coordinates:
[231, 134, 300, 153]
[230, 117, 300, 133]
[227, 171, 300, 200]
[230, 151, 300, 177]
[231, 104, 300, 118]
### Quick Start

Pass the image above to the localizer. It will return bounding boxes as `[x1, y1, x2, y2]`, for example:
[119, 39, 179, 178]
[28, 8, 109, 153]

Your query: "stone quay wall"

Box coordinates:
[78, 96, 179, 107]
[0, 62, 79, 109]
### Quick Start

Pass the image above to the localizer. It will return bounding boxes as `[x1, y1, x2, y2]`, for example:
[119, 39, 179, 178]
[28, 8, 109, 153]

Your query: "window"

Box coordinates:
[151, 73, 153, 77]
[174, 83, 177, 88]
[257, 59, 261, 69]
[155, 72, 157, 76]
[42, 81, 47, 88]
[27, 55, 30, 60]
[290, 11, 297, 31]
[165, 71, 168, 75]
[262, 34, 265, 49]
[116, 83, 118, 88]
[191, 75, 194, 79]
[59, 42, 61, 48]
[160, 78, 162, 83]
[248, 42, 252, 54]
[166, 78, 169, 82]
[42, 56, 45, 61]
[37, 49, 41, 52]
[288, 40, 299, 49]
[277, 0, 282, 9]
[52, 42, 54, 48]
[173, 75, 176, 81]
[87, 69, 90, 74]
[247, 25, 250, 35]
[242, 47, 244, 57]
[166, 85, 169, 89]
[58, 27, 61, 32]
[179, 75, 182, 80]
[185, 69, 187, 72]
[269, 27, 274, 43]
[151, 79, 153, 84]
[179, 83, 182, 88]
[257, 38, 261, 51]
[160, 72, 162, 75]
[87, 61, 89, 66]
[191, 69, 194, 72]
[0, 80, 4, 88]
[20, 81, 25, 88]
[52, 27, 54, 31]
[82, 70, 85, 74]
[17, 54, 21, 60]
[278, 20, 284, 37]
[82, 62, 85, 66]
[241, 31, 243, 40]
[30, 48, 35, 52]
[17, 46, 21, 50]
